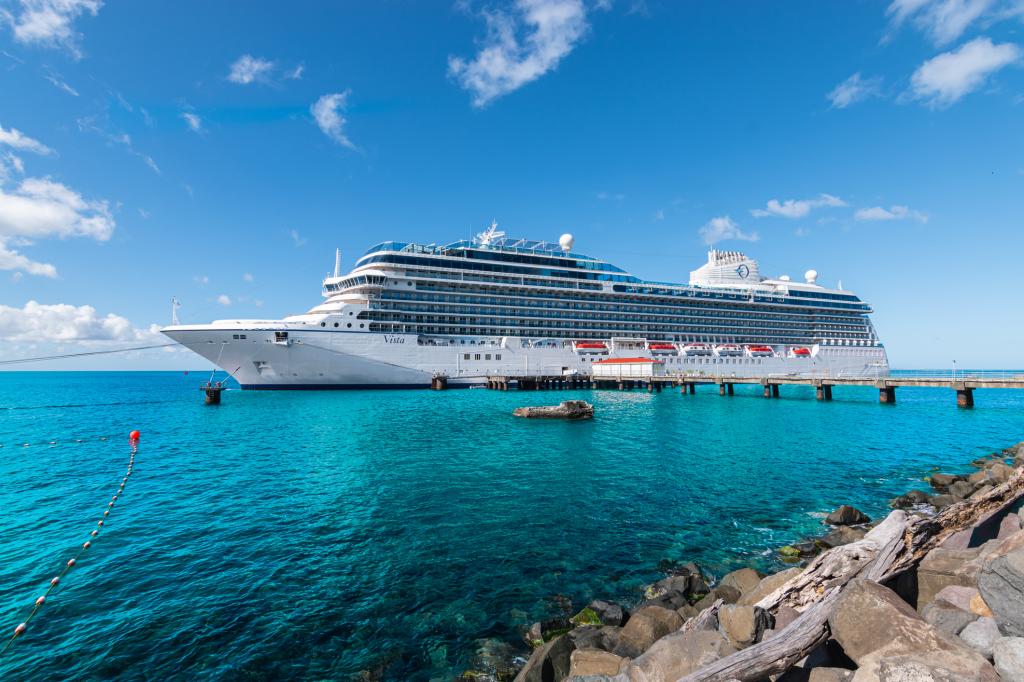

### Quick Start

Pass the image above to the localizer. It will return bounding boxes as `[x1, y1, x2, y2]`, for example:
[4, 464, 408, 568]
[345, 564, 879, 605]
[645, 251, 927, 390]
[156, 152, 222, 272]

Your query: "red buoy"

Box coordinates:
[14, 623, 26, 636]
[35, 596, 45, 606]
[67, 559, 76, 568]
[50, 577, 59, 587]
[83, 541, 91, 549]
[129, 430, 141, 441]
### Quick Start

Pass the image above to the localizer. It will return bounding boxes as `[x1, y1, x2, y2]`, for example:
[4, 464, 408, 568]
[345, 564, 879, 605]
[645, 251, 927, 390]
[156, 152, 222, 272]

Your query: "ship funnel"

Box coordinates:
[334, 248, 341, 278]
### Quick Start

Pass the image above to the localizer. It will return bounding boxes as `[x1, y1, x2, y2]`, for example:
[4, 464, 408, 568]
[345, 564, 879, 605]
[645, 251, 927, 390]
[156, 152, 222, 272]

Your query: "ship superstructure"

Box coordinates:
[162, 225, 887, 388]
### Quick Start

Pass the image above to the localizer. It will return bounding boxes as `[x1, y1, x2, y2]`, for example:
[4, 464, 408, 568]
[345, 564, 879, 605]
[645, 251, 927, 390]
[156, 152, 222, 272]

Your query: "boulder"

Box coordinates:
[739, 567, 803, 606]
[916, 545, 985, 609]
[973, 484, 995, 499]
[994, 637, 1024, 681]
[819, 526, 866, 549]
[979, 546, 1024, 636]
[644, 569, 709, 606]
[717, 604, 772, 648]
[828, 579, 997, 680]
[969, 469, 993, 486]
[929, 473, 963, 491]
[612, 605, 682, 658]
[719, 567, 762, 596]
[567, 625, 621, 653]
[949, 479, 977, 501]
[824, 505, 871, 526]
[808, 669, 853, 682]
[675, 604, 698, 621]
[692, 585, 741, 612]
[988, 462, 1015, 484]
[569, 607, 602, 628]
[960, 617, 1001, 659]
[774, 604, 801, 632]
[567, 649, 626, 677]
[933, 585, 982, 612]
[890, 489, 931, 509]
[626, 628, 737, 680]
[930, 494, 956, 510]
[512, 400, 594, 420]
[586, 600, 626, 627]
[922, 598, 979, 635]
[1000, 513, 1023, 540]
[514, 634, 574, 682]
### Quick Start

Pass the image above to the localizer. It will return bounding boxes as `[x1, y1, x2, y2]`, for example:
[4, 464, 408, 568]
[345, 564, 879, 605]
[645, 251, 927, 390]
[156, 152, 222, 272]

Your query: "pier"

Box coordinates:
[474, 372, 1024, 408]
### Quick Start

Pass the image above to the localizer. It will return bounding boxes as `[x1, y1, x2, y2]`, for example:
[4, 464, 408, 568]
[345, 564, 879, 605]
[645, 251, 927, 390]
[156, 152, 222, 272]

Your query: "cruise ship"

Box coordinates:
[161, 224, 888, 388]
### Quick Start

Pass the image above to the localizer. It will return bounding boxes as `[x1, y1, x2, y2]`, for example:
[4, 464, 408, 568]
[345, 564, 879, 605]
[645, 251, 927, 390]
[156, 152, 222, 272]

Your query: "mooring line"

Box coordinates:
[0, 430, 140, 659]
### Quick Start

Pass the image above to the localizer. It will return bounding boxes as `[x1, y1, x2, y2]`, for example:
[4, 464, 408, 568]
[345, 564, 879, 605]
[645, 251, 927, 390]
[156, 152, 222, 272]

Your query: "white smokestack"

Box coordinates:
[334, 248, 341, 278]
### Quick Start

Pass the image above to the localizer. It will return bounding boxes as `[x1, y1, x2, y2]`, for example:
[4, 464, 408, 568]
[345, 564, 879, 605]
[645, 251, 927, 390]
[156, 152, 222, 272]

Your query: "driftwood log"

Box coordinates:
[675, 467, 1024, 682]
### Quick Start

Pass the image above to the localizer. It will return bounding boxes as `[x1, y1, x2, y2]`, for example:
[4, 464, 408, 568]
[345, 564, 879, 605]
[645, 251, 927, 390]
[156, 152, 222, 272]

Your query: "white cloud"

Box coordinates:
[750, 193, 847, 219]
[448, 0, 588, 107]
[699, 216, 758, 245]
[242, 272, 254, 282]
[0, 123, 54, 155]
[886, 0, 995, 45]
[311, 91, 355, 149]
[827, 73, 883, 109]
[76, 115, 160, 173]
[3, 0, 102, 58]
[287, 64, 304, 80]
[289, 229, 307, 247]
[181, 111, 202, 132]
[43, 71, 78, 96]
[909, 36, 1020, 107]
[228, 54, 274, 84]
[0, 300, 158, 342]
[0, 176, 114, 278]
[854, 205, 929, 222]
[216, 294, 231, 306]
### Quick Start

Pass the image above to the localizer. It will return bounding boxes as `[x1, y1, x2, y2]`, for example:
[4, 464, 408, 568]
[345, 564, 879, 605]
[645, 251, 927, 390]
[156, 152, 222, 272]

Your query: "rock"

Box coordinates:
[586, 600, 626, 627]
[988, 462, 1015, 484]
[929, 473, 963, 491]
[890, 488, 931, 509]
[972, 593, 995, 617]
[808, 669, 853, 682]
[994, 637, 1024, 681]
[933, 585, 982, 612]
[1000, 513, 1023, 540]
[739, 567, 803, 606]
[717, 604, 771, 648]
[916, 545, 985, 609]
[512, 400, 594, 420]
[774, 604, 800, 631]
[970, 469, 993, 486]
[949, 479, 977, 501]
[961, 617, 1002, 659]
[719, 567, 762, 596]
[525, 622, 544, 648]
[930, 494, 956, 510]
[626, 628, 737, 680]
[829, 579, 997, 680]
[567, 649, 626, 677]
[612, 605, 682, 658]
[514, 634, 574, 682]
[922, 598, 979, 635]
[979, 546, 1024, 636]
[570, 607, 602, 628]
[643, 571, 709, 610]
[825, 505, 871, 526]
[675, 604, 698, 621]
[567, 625, 621, 653]
[819, 525, 867, 549]
[692, 585, 741, 612]
[972, 484, 995, 499]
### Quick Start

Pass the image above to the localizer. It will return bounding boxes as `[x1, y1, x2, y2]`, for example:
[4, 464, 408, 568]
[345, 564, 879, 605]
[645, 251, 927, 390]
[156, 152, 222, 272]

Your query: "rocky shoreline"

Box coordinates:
[464, 439, 1024, 681]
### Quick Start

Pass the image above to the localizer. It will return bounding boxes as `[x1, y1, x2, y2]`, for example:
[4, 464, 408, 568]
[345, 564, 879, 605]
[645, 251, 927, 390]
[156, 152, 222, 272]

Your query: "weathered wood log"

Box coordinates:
[675, 468, 1024, 682]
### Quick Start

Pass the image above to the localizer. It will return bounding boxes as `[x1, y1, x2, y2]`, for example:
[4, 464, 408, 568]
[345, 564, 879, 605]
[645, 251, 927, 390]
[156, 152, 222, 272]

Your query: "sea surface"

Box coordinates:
[1, 371, 1022, 681]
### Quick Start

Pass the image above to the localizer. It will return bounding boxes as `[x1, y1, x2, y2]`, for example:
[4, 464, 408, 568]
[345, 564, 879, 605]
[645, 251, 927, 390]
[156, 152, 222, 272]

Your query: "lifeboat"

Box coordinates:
[790, 347, 811, 357]
[714, 344, 743, 357]
[681, 343, 714, 356]
[746, 345, 775, 357]
[574, 341, 609, 353]
[648, 342, 678, 353]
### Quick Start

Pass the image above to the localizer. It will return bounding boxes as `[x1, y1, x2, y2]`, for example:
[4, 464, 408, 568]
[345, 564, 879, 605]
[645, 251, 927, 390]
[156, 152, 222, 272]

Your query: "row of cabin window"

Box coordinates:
[463, 353, 502, 361]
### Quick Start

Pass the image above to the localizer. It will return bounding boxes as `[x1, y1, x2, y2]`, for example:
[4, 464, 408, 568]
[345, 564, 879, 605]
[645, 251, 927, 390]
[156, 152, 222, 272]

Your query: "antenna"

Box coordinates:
[475, 220, 505, 246]
[333, 248, 341, 278]
[171, 297, 181, 326]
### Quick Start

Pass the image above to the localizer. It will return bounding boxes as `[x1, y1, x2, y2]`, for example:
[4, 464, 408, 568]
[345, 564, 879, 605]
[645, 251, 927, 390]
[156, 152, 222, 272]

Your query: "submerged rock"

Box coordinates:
[512, 400, 593, 420]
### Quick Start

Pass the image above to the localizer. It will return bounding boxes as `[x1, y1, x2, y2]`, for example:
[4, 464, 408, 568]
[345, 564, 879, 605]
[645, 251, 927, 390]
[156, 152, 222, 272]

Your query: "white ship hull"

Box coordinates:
[162, 325, 889, 389]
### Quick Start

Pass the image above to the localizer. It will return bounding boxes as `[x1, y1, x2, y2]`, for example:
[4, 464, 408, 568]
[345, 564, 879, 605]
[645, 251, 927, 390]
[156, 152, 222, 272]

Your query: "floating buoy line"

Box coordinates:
[0, 431, 140, 658]
[0, 435, 119, 449]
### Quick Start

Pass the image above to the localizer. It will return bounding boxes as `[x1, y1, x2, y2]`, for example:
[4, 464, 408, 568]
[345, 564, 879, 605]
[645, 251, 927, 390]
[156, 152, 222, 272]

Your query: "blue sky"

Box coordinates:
[0, 0, 1022, 369]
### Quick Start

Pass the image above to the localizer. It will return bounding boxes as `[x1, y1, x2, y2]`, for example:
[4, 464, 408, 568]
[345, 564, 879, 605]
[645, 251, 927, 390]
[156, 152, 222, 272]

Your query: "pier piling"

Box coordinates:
[878, 386, 896, 404]
[955, 383, 975, 408]
[201, 383, 224, 405]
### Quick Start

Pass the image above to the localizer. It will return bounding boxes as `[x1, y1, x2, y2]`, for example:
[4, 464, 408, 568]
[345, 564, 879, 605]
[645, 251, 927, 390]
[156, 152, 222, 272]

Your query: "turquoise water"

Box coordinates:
[1, 372, 1022, 680]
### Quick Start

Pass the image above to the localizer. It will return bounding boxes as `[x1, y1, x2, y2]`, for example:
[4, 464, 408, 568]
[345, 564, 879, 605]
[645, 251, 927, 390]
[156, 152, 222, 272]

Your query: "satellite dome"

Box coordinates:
[778, 275, 791, 281]
[805, 269, 818, 284]
[559, 233, 574, 252]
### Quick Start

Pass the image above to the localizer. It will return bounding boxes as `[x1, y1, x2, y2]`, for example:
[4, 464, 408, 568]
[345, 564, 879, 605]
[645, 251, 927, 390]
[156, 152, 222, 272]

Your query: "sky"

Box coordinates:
[0, 0, 1023, 370]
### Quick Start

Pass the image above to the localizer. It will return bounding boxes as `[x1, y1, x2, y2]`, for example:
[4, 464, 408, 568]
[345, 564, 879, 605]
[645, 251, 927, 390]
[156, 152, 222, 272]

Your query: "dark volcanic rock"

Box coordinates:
[891, 488, 932, 508]
[824, 505, 871, 526]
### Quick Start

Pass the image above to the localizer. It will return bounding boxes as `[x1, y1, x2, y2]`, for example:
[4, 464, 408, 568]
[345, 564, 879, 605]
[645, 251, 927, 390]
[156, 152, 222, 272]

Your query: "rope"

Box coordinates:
[0, 435, 138, 658]
[0, 344, 178, 366]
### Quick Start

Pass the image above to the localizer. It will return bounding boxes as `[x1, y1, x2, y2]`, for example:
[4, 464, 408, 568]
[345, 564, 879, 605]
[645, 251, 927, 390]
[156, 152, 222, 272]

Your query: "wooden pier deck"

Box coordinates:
[468, 373, 1024, 408]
